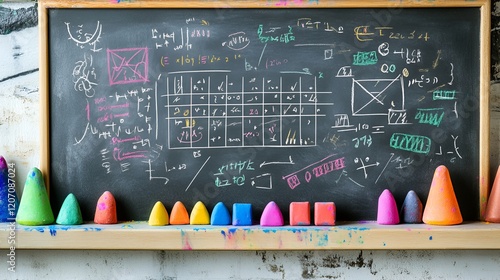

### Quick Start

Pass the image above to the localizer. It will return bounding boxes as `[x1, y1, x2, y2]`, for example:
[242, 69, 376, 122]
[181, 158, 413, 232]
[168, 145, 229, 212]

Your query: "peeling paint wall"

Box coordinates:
[1, 2, 500, 279]
[3, 249, 500, 279]
[0, 2, 39, 197]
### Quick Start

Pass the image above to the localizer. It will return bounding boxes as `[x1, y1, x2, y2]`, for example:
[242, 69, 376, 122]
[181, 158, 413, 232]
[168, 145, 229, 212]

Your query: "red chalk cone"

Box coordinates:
[485, 166, 500, 222]
[423, 165, 462, 225]
[377, 189, 399, 225]
[94, 191, 117, 224]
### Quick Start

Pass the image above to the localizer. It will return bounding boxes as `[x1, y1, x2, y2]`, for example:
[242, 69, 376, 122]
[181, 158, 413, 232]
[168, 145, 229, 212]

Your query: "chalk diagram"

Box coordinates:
[65, 21, 103, 52]
[351, 75, 405, 121]
[107, 47, 149, 85]
[165, 72, 332, 149]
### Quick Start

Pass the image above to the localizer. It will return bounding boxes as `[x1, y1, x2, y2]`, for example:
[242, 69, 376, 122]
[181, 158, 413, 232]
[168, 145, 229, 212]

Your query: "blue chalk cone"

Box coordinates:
[211, 202, 231, 225]
[0, 156, 19, 222]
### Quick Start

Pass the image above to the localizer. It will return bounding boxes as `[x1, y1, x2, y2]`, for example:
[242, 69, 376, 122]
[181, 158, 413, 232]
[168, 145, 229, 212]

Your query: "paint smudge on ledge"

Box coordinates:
[180, 230, 193, 250]
[109, 0, 134, 3]
[270, 0, 320, 6]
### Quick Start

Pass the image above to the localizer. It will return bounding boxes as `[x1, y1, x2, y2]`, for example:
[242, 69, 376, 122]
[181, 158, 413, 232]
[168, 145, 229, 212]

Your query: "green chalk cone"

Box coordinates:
[16, 167, 55, 225]
[56, 193, 83, 225]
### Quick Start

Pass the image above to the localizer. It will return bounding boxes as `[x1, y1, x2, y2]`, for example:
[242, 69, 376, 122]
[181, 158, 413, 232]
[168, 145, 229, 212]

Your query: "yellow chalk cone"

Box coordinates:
[148, 201, 169, 226]
[190, 201, 210, 225]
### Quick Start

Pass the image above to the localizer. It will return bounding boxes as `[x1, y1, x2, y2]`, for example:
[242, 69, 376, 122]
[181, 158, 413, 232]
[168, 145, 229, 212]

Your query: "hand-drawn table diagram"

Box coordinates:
[166, 72, 331, 149]
[48, 8, 481, 221]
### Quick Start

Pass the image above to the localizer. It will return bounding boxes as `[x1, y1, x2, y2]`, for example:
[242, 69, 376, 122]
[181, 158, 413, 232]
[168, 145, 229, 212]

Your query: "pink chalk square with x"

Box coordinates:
[107, 47, 149, 85]
[314, 202, 336, 226]
[290, 202, 311, 226]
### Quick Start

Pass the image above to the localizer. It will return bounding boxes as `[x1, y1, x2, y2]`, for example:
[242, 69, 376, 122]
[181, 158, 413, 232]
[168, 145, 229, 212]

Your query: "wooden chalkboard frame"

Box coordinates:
[26, 0, 493, 250]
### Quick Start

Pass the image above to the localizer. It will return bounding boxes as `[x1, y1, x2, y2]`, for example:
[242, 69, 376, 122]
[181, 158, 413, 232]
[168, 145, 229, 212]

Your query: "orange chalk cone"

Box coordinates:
[170, 201, 189, 225]
[422, 165, 462, 225]
[94, 191, 117, 224]
[485, 166, 500, 222]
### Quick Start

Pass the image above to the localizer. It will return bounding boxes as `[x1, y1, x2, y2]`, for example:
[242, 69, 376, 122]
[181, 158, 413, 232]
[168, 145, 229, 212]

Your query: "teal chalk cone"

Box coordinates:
[56, 193, 83, 225]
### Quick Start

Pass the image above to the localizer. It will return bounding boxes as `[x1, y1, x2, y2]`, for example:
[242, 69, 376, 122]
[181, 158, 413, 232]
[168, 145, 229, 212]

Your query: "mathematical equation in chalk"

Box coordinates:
[58, 10, 472, 194]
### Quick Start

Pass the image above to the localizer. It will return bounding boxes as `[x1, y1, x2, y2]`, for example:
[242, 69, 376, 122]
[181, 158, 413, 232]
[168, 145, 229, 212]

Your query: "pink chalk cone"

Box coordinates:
[260, 201, 284, 226]
[377, 189, 400, 225]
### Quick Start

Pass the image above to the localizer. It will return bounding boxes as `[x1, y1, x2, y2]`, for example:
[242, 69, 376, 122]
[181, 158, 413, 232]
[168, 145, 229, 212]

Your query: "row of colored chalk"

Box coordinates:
[377, 165, 462, 225]
[97, 192, 337, 226]
[0, 157, 81, 225]
[5, 156, 500, 226]
[146, 200, 336, 226]
[91, 191, 337, 226]
[0, 158, 337, 226]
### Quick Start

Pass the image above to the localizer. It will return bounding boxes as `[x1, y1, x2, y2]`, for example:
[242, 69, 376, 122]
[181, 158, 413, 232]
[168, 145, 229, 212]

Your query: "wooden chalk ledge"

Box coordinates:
[1, 221, 500, 250]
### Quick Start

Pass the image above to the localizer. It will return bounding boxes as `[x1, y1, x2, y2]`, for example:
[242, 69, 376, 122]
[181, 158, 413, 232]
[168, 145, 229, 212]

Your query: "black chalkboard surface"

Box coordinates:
[47, 7, 481, 222]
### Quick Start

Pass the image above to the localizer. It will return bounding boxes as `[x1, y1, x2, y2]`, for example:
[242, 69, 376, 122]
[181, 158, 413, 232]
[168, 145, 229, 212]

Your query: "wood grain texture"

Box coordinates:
[38, 0, 488, 9]
[480, 1, 491, 219]
[1, 221, 500, 250]
[39, 3, 51, 196]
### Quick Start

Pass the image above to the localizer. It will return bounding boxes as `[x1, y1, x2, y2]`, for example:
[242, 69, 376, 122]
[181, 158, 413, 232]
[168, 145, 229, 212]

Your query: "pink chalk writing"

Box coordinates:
[98, 102, 130, 112]
[282, 155, 346, 189]
[111, 136, 141, 145]
[113, 147, 148, 161]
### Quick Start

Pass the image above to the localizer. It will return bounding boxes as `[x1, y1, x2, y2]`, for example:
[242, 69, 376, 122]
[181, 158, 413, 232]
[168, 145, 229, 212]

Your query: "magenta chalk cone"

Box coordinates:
[260, 201, 284, 226]
[377, 189, 400, 225]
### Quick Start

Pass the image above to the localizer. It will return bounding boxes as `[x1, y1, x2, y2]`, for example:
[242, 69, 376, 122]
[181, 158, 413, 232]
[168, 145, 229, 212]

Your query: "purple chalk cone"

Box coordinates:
[377, 189, 400, 225]
[0, 156, 19, 222]
[400, 190, 423, 224]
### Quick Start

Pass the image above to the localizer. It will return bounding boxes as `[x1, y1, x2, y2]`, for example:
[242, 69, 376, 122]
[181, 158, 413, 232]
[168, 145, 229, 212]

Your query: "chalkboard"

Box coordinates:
[43, 4, 485, 222]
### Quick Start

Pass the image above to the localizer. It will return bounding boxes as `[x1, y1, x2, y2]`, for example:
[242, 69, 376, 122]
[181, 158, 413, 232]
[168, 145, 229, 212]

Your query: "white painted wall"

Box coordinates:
[1, 2, 500, 279]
